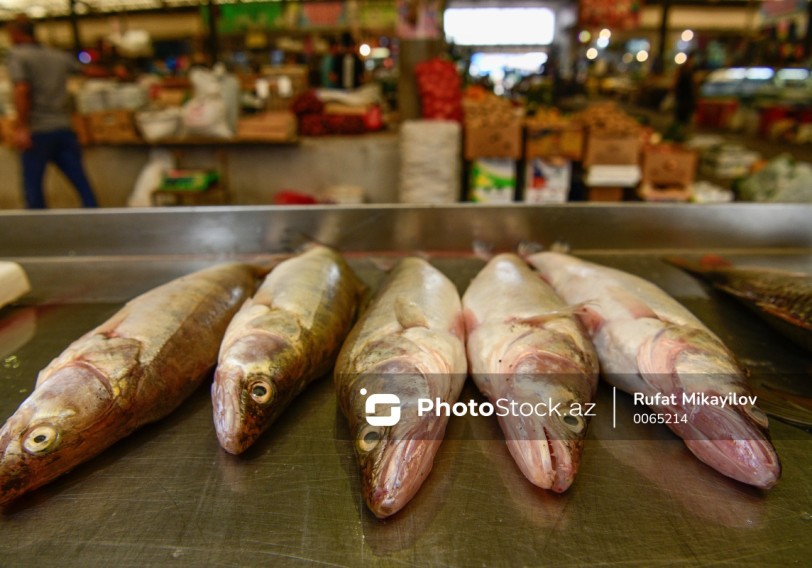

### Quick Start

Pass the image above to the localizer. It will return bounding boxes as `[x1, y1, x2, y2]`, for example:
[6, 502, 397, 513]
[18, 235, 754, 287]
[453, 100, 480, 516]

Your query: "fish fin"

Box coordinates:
[472, 240, 493, 262]
[249, 254, 292, 278]
[574, 304, 605, 335]
[751, 298, 812, 330]
[395, 296, 429, 329]
[700, 255, 733, 270]
[367, 256, 400, 272]
[663, 255, 733, 278]
[279, 229, 327, 254]
[608, 286, 658, 320]
[517, 240, 544, 258]
[550, 240, 571, 254]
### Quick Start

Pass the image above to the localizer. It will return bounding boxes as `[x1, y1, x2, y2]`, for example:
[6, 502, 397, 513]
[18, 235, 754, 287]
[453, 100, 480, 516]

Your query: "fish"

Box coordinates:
[527, 252, 781, 489]
[0, 263, 256, 506]
[462, 253, 599, 492]
[212, 245, 363, 455]
[334, 257, 467, 518]
[665, 255, 812, 352]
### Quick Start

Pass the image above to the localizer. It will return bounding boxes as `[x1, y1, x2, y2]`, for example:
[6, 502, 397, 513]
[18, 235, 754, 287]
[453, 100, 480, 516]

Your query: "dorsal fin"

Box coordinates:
[395, 296, 429, 329]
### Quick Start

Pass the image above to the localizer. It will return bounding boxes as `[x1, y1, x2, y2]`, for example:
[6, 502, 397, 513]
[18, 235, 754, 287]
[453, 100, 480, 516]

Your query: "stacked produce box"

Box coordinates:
[524, 109, 583, 203]
[462, 91, 523, 203]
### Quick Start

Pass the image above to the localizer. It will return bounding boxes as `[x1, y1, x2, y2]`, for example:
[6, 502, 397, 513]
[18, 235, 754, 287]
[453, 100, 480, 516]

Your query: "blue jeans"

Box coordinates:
[21, 129, 98, 209]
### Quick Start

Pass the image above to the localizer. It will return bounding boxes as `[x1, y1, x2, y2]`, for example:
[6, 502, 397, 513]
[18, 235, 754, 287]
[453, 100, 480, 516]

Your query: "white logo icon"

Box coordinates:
[361, 388, 401, 426]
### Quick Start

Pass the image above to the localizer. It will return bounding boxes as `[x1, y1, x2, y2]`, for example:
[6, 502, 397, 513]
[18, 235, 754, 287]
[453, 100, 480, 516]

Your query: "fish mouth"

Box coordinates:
[365, 435, 442, 519]
[360, 412, 448, 519]
[677, 404, 781, 489]
[499, 414, 582, 492]
[212, 368, 262, 455]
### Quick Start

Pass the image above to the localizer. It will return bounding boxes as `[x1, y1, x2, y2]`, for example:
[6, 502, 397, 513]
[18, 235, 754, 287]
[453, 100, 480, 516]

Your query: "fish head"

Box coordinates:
[0, 364, 114, 505]
[347, 361, 450, 519]
[639, 325, 782, 489]
[212, 334, 302, 455]
[498, 352, 597, 493]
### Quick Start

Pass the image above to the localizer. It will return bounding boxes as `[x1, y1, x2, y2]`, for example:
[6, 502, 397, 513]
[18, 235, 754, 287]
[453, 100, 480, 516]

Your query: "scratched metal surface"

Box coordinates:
[0, 206, 811, 566]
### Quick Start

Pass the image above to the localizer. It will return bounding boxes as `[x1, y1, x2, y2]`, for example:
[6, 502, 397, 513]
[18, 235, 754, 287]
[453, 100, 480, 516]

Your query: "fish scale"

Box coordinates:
[334, 257, 467, 519]
[212, 246, 363, 455]
[528, 252, 781, 490]
[0, 262, 256, 505]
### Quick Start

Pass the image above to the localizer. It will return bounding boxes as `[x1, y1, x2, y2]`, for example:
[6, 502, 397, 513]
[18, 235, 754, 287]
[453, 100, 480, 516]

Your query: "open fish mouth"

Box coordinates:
[676, 404, 781, 489]
[499, 413, 582, 492]
[364, 433, 442, 518]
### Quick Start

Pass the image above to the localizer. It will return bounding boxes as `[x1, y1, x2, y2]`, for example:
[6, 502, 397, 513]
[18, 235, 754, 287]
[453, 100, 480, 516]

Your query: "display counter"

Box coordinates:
[0, 204, 810, 565]
[0, 133, 400, 208]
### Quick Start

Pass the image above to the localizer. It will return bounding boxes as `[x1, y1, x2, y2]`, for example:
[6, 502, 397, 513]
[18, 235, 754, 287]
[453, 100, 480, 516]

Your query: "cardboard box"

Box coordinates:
[86, 110, 140, 144]
[584, 130, 640, 167]
[638, 183, 693, 202]
[525, 125, 584, 160]
[71, 114, 92, 145]
[464, 119, 522, 160]
[236, 111, 297, 142]
[587, 186, 624, 202]
[642, 145, 697, 187]
[469, 158, 516, 203]
[524, 158, 571, 203]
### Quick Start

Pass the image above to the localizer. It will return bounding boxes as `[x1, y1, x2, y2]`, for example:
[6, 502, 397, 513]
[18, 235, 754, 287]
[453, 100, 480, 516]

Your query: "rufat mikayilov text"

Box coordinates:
[634, 392, 758, 408]
[418, 398, 597, 418]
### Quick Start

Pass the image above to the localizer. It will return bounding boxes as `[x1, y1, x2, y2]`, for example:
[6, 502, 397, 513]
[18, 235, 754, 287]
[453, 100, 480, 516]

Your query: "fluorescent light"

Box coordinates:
[444, 8, 555, 46]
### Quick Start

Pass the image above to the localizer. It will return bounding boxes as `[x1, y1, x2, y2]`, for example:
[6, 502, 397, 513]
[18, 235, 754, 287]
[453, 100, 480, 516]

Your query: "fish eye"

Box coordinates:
[356, 426, 382, 453]
[560, 413, 584, 434]
[23, 425, 59, 455]
[248, 379, 274, 404]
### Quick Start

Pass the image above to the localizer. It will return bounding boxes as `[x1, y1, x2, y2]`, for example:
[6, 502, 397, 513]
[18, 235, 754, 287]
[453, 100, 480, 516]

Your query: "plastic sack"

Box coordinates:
[135, 107, 180, 141]
[127, 149, 175, 207]
[180, 67, 234, 139]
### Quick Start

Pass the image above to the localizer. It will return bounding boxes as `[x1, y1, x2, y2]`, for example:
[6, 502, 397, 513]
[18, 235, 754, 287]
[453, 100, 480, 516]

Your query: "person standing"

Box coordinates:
[330, 32, 364, 90]
[673, 52, 698, 135]
[6, 15, 98, 209]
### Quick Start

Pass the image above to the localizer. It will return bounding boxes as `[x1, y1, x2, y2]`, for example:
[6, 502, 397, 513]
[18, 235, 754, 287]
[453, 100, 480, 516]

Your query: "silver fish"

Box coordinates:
[528, 252, 781, 489]
[212, 246, 362, 454]
[334, 257, 467, 518]
[463, 253, 599, 492]
[0, 263, 256, 505]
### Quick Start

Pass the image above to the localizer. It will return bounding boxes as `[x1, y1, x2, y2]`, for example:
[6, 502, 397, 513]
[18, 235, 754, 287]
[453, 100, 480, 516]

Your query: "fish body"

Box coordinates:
[666, 255, 812, 352]
[212, 246, 362, 454]
[463, 254, 599, 492]
[528, 252, 781, 489]
[334, 257, 467, 518]
[0, 263, 256, 505]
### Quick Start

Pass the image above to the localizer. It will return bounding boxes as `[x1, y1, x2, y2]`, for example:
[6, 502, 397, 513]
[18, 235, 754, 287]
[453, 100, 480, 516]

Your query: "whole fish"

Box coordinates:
[528, 252, 781, 489]
[665, 255, 812, 352]
[334, 257, 467, 518]
[463, 254, 599, 492]
[212, 246, 362, 454]
[0, 263, 256, 505]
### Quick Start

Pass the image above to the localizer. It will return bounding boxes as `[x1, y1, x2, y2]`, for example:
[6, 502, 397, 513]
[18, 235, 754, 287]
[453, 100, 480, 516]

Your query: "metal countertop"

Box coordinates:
[0, 205, 810, 566]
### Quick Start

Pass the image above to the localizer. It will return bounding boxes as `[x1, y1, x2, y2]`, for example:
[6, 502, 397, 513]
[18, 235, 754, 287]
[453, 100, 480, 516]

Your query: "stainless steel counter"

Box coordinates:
[0, 205, 810, 566]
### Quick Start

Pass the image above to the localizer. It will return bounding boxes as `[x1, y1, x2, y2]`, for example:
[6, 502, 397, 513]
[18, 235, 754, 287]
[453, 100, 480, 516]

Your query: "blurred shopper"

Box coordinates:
[331, 32, 364, 90]
[672, 52, 698, 140]
[6, 15, 98, 209]
[321, 37, 341, 88]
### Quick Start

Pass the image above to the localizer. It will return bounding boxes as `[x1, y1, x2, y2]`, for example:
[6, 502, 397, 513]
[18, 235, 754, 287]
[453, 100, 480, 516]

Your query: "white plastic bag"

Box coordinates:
[181, 67, 234, 139]
[127, 149, 175, 207]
